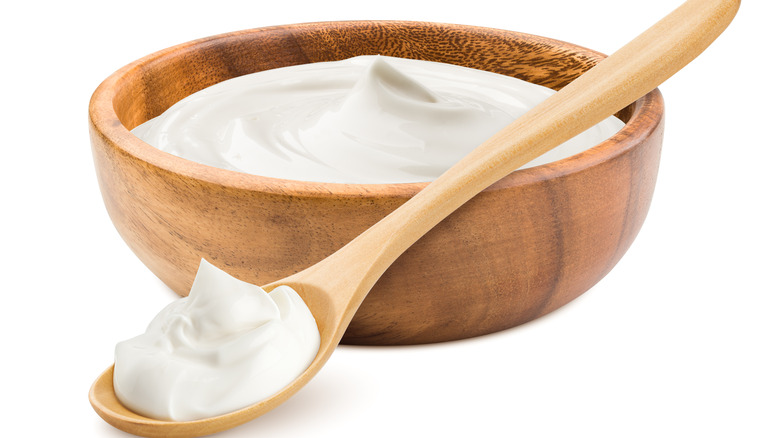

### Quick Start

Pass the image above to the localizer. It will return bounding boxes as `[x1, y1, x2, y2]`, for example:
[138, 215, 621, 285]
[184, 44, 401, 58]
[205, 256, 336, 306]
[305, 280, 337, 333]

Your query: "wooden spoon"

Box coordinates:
[90, 0, 740, 436]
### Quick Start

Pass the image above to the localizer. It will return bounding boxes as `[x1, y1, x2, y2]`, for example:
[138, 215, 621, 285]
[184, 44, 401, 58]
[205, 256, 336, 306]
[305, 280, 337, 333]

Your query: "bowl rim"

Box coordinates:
[89, 20, 664, 199]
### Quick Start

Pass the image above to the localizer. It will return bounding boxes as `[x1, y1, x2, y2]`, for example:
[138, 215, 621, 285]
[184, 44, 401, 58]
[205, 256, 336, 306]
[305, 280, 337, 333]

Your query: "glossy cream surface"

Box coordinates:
[113, 260, 320, 421]
[133, 55, 624, 184]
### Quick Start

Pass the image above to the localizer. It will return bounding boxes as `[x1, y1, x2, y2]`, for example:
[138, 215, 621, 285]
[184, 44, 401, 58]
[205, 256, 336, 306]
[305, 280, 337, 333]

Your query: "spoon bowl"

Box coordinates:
[90, 0, 740, 436]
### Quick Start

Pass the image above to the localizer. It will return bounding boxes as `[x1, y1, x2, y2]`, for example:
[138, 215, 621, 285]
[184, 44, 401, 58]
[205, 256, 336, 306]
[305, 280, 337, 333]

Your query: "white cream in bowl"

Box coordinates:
[133, 55, 624, 184]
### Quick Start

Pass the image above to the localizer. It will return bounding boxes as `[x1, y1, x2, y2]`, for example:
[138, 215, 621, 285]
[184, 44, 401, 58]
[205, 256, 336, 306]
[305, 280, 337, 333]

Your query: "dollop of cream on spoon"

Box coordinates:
[113, 260, 319, 421]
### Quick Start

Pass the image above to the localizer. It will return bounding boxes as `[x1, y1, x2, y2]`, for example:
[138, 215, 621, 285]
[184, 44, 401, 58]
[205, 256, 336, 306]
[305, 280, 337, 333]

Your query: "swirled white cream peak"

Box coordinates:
[113, 259, 320, 421]
[132, 55, 624, 184]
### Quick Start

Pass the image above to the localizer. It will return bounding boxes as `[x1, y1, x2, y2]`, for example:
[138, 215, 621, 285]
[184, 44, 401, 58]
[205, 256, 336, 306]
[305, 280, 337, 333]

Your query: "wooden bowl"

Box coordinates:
[89, 21, 663, 345]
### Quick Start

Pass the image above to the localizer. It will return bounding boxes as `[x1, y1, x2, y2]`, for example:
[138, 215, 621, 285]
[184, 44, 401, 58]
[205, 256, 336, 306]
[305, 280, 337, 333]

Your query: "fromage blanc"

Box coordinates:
[133, 55, 624, 184]
[113, 260, 320, 421]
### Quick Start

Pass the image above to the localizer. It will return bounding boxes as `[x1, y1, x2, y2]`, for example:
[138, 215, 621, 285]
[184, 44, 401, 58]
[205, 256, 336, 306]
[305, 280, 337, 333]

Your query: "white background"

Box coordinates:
[2, 0, 777, 437]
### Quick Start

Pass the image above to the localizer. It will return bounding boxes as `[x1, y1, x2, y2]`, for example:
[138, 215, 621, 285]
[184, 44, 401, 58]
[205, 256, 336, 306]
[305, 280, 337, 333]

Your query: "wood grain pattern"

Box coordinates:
[91, 21, 663, 346]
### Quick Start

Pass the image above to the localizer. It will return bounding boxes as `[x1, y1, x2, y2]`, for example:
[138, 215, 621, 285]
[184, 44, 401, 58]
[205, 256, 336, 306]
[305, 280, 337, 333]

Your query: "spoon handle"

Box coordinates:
[322, 0, 739, 306]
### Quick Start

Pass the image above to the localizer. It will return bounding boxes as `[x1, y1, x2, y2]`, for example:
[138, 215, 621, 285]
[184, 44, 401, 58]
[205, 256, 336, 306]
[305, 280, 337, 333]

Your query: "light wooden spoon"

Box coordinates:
[90, 0, 739, 436]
